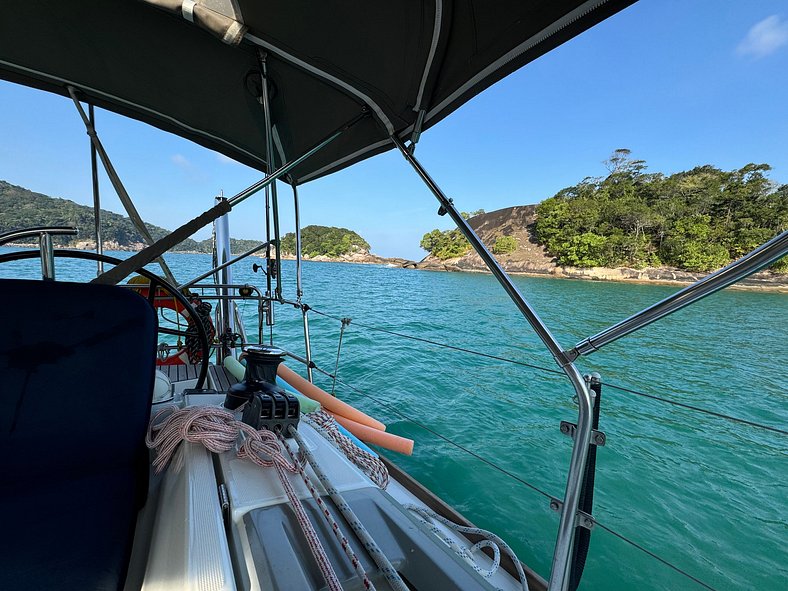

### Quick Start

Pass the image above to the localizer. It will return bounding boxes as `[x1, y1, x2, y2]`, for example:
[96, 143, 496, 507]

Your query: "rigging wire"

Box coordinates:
[310, 308, 565, 377]
[312, 364, 721, 591]
[310, 364, 554, 501]
[593, 522, 718, 591]
[309, 307, 787, 437]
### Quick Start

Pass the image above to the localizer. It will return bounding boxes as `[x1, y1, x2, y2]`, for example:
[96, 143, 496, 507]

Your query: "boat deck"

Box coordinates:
[159, 363, 239, 390]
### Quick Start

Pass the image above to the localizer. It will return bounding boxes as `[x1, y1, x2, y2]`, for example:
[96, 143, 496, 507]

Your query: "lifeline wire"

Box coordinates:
[309, 307, 787, 437]
[310, 364, 554, 501]
[594, 522, 718, 591]
[314, 367, 722, 591]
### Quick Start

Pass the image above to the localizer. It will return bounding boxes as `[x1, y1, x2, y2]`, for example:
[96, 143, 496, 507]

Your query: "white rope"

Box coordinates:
[404, 504, 530, 591]
[278, 433, 376, 590]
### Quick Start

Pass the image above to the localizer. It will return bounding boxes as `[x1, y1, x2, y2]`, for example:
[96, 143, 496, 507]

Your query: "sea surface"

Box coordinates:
[2, 247, 786, 591]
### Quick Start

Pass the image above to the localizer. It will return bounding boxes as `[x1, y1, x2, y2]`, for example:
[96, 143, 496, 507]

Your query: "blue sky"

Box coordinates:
[1, 1, 787, 260]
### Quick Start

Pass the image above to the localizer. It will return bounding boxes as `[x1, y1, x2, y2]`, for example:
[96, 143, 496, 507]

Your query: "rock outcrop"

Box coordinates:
[413, 206, 788, 290]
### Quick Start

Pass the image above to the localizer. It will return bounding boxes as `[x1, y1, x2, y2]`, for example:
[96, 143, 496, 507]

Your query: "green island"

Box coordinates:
[1, 181, 372, 259]
[420, 151, 787, 274]
[280, 225, 370, 257]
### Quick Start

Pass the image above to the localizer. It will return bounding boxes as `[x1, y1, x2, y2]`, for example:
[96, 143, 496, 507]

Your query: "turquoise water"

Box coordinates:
[2, 248, 786, 590]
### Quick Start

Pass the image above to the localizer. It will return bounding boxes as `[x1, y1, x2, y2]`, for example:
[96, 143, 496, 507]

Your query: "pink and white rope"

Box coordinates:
[278, 431, 376, 590]
[145, 405, 343, 591]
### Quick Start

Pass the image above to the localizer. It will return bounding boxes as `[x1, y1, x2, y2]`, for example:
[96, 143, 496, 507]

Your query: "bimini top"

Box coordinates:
[0, 0, 633, 185]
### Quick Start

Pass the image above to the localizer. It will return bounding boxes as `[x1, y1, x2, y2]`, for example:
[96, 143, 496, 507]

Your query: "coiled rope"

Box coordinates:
[404, 504, 529, 591]
[145, 406, 343, 591]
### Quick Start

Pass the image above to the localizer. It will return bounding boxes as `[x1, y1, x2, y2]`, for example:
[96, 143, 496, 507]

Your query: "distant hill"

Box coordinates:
[0, 180, 261, 253]
[280, 225, 370, 257]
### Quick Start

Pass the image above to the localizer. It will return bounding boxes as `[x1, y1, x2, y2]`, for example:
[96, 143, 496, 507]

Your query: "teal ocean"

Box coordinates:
[2, 248, 786, 590]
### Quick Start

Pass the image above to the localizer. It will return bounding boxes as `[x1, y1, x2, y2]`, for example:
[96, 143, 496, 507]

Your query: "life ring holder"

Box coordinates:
[128, 276, 215, 367]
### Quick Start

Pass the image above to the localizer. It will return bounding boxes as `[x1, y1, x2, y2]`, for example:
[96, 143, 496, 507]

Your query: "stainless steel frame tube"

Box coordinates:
[40, 232, 55, 280]
[302, 307, 314, 383]
[293, 183, 304, 300]
[572, 229, 788, 358]
[226, 129, 348, 211]
[88, 104, 104, 275]
[392, 134, 591, 591]
[179, 242, 270, 290]
[291, 182, 312, 381]
[68, 87, 177, 286]
[214, 197, 233, 364]
[260, 52, 283, 300]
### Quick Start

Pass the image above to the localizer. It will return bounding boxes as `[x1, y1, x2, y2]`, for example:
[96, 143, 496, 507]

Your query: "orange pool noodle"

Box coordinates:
[329, 412, 414, 456]
[277, 364, 386, 431]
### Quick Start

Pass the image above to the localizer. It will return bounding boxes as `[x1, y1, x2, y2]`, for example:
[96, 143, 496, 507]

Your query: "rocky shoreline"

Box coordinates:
[6, 241, 785, 291]
[407, 205, 788, 291]
[411, 256, 788, 291]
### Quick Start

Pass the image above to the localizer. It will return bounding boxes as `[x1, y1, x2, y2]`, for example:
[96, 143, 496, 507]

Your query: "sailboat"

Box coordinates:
[1, 2, 785, 590]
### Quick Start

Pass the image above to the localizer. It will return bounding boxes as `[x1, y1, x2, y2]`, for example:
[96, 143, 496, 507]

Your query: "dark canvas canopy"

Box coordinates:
[0, 0, 634, 184]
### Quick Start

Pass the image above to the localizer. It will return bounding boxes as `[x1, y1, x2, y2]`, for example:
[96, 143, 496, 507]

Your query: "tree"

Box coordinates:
[280, 225, 370, 257]
[420, 227, 471, 260]
[533, 154, 786, 274]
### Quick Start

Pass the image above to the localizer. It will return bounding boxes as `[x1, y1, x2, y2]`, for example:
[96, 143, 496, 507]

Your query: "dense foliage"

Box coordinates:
[419, 228, 471, 259]
[419, 210, 484, 260]
[280, 225, 370, 257]
[534, 151, 787, 272]
[0, 180, 264, 254]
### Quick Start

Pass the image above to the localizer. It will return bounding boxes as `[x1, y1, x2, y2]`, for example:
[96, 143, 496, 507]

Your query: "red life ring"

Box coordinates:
[129, 278, 214, 366]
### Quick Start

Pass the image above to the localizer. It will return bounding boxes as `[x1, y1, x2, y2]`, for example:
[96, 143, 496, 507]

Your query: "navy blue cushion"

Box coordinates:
[0, 279, 157, 590]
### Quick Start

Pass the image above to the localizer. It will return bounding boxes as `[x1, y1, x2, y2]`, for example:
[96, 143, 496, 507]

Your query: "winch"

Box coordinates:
[223, 345, 300, 436]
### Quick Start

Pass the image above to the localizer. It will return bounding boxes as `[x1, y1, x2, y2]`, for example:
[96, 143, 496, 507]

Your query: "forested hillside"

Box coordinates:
[534, 151, 787, 272]
[0, 180, 260, 253]
[280, 225, 370, 257]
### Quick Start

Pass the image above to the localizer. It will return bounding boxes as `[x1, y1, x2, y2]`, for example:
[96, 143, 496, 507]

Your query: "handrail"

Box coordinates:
[0, 225, 78, 280]
[0, 225, 78, 247]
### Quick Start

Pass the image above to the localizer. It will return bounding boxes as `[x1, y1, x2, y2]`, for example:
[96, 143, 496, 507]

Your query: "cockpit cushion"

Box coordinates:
[0, 279, 157, 591]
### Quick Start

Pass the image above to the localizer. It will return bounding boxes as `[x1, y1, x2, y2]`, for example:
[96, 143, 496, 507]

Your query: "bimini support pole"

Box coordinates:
[571, 229, 788, 358]
[391, 134, 591, 591]
[259, 51, 283, 302]
[213, 196, 233, 364]
[67, 87, 177, 286]
[292, 182, 314, 382]
[92, 112, 365, 286]
[88, 104, 104, 276]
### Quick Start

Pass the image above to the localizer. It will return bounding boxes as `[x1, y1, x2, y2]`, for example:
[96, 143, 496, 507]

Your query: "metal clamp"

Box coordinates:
[218, 483, 230, 521]
[549, 500, 596, 530]
[560, 421, 606, 446]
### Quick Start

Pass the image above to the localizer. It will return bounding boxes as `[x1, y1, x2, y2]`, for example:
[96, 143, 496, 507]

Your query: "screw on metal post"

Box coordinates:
[559, 421, 606, 446]
[578, 511, 596, 530]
